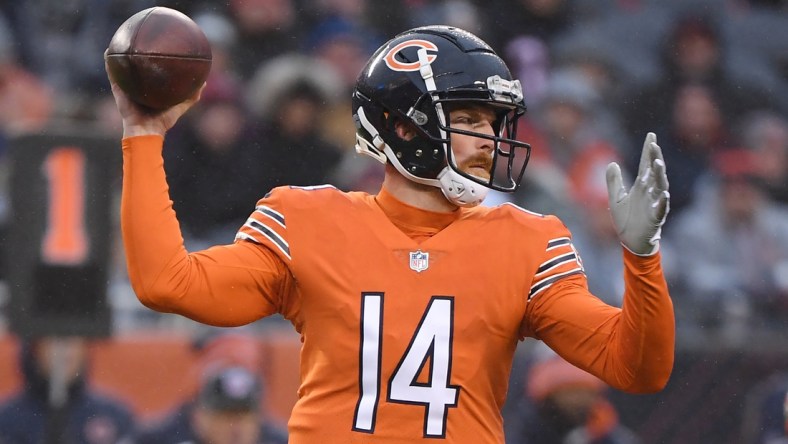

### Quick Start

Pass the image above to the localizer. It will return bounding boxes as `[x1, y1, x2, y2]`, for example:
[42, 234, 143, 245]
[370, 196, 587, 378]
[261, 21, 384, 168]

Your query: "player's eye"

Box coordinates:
[451, 115, 472, 125]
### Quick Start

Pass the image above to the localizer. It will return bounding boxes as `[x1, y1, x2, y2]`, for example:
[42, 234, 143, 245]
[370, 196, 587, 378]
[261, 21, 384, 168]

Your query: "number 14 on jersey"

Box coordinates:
[353, 293, 461, 438]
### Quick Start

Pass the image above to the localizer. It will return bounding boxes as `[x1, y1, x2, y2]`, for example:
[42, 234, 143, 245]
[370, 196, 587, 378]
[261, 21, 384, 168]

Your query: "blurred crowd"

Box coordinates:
[0, 331, 289, 444]
[0, 0, 786, 442]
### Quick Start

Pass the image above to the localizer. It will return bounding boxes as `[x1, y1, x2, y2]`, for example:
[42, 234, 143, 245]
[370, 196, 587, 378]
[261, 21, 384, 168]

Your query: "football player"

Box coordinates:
[107, 26, 673, 443]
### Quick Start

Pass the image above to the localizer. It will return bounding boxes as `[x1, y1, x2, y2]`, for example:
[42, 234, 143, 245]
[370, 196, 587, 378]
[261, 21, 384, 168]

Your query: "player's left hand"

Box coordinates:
[605, 132, 670, 256]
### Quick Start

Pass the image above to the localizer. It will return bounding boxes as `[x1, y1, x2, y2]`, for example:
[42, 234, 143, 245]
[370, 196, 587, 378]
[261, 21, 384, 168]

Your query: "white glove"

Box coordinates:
[606, 132, 670, 256]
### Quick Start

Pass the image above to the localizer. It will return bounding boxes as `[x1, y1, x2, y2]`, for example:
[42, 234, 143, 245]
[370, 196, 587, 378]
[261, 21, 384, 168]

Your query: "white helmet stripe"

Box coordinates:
[416, 47, 437, 92]
[417, 48, 450, 170]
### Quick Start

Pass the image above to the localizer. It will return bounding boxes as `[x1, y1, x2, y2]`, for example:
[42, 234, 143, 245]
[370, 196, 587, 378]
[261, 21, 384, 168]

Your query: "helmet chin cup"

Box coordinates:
[437, 167, 488, 207]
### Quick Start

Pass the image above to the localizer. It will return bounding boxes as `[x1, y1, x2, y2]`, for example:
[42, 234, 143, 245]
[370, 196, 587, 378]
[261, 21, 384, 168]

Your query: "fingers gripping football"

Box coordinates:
[606, 132, 670, 256]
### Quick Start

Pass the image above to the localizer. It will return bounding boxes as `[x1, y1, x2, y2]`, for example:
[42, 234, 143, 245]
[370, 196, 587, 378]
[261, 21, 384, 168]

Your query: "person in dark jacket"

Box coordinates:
[510, 352, 641, 444]
[135, 365, 287, 444]
[162, 73, 271, 249]
[0, 336, 136, 444]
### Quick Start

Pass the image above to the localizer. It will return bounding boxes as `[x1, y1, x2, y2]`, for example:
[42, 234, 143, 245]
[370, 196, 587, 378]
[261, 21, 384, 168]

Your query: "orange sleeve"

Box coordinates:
[525, 249, 674, 393]
[121, 135, 288, 326]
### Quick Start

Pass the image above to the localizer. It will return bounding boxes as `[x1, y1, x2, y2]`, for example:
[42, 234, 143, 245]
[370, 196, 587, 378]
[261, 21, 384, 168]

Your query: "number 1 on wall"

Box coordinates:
[40, 147, 88, 265]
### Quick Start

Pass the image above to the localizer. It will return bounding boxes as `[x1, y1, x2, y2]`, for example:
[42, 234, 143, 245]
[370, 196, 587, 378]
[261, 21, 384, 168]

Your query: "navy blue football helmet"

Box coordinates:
[352, 25, 531, 206]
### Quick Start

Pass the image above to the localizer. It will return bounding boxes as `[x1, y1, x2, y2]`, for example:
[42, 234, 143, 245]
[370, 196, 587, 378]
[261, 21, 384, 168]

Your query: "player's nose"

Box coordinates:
[476, 129, 494, 152]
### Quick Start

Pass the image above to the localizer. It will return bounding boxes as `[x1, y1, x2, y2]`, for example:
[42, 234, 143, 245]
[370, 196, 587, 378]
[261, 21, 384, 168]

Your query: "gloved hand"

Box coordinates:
[606, 132, 670, 256]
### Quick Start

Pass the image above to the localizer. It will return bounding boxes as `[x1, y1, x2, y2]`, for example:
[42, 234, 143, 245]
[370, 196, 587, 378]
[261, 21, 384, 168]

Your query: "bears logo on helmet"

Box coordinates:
[384, 40, 438, 72]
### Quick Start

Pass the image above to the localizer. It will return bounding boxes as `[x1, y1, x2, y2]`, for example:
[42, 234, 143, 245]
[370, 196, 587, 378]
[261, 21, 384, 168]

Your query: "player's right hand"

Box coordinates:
[104, 53, 203, 139]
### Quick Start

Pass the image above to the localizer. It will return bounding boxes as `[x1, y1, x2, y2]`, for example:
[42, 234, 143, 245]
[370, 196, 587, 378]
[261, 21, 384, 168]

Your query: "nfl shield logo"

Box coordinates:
[409, 250, 429, 273]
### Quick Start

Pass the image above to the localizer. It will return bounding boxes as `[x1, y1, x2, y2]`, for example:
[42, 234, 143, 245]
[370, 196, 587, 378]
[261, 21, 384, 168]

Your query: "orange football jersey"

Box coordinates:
[121, 136, 674, 443]
[234, 184, 590, 443]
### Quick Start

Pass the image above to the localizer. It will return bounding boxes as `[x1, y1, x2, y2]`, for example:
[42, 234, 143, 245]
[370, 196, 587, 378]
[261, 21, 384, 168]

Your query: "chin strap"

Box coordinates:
[437, 167, 488, 207]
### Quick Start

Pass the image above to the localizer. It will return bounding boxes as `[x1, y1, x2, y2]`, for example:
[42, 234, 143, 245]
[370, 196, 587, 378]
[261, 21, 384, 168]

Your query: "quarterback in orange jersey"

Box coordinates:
[107, 26, 674, 443]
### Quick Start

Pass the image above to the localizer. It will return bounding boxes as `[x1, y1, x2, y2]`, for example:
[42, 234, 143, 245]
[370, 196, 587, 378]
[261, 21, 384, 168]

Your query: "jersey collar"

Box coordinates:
[375, 187, 461, 236]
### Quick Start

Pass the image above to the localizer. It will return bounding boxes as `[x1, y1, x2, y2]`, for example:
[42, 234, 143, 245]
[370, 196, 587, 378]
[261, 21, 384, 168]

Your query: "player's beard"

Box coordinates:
[457, 153, 494, 181]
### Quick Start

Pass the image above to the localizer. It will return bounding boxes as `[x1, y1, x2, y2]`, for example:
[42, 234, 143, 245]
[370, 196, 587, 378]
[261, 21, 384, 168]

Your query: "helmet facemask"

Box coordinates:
[416, 88, 532, 194]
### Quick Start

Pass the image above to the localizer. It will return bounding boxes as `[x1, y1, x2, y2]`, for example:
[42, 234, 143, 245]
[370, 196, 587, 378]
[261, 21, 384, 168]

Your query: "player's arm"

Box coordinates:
[523, 133, 675, 393]
[122, 136, 289, 326]
[109, 62, 286, 326]
[524, 251, 674, 393]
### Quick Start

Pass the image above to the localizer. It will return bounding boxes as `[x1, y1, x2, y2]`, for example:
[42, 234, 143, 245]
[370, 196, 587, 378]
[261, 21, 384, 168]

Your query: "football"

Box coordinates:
[105, 7, 212, 111]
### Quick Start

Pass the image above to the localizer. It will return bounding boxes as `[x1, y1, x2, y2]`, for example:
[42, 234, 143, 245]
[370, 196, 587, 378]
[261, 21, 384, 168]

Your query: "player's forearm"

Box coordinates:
[527, 253, 674, 393]
[121, 135, 190, 311]
[616, 249, 675, 392]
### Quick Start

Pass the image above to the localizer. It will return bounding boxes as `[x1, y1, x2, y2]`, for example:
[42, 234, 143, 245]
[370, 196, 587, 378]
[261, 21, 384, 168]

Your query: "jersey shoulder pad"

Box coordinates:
[528, 217, 586, 300]
[233, 185, 360, 262]
[489, 202, 568, 233]
[500, 202, 546, 219]
[235, 199, 291, 262]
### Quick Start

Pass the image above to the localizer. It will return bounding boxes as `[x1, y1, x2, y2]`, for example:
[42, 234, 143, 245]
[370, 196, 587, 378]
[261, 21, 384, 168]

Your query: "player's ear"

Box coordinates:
[394, 118, 418, 141]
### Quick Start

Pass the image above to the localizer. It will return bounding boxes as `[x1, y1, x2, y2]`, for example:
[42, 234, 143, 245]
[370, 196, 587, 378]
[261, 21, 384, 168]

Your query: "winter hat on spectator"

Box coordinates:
[198, 366, 262, 412]
[713, 149, 760, 182]
[542, 69, 600, 114]
[526, 356, 605, 401]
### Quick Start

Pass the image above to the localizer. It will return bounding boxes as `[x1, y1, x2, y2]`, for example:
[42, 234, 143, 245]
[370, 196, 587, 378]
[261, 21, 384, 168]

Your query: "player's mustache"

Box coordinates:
[459, 153, 494, 172]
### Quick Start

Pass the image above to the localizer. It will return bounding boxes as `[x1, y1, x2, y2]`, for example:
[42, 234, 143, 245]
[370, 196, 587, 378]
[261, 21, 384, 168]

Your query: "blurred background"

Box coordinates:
[0, 0, 785, 443]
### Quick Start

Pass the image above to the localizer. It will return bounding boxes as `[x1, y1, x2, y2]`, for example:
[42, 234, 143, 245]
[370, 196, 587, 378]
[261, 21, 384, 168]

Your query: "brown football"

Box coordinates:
[106, 7, 212, 111]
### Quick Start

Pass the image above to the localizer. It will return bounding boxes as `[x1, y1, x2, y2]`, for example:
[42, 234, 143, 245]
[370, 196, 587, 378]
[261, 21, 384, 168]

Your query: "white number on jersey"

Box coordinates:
[353, 294, 460, 438]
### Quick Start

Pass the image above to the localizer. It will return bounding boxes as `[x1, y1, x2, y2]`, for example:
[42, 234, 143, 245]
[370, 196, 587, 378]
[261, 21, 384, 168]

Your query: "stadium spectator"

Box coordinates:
[162, 72, 269, 250]
[135, 365, 287, 444]
[623, 12, 773, 149]
[136, 331, 286, 444]
[652, 82, 732, 217]
[508, 68, 624, 227]
[510, 351, 641, 444]
[0, 11, 53, 139]
[405, 0, 486, 40]
[742, 372, 788, 444]
[302, 15, 381, 147]
[530, 68, 625, 172]
[756, 379, 788, 444]
[664, 149, 788, 334]
[0, 0, 154, 102]
[738, 111, 788, 205]
[0, 336, 136, 444]
[550, 37, 627, 124]
[226, 0, 302, 80]
[305, 16, 380, 93]
[502, 36, 551, 109]
[245, 53, 344, 192]
[486, 0, 576, 53]
[193, 11, 240, 81]
[302, 0, 370, 25]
